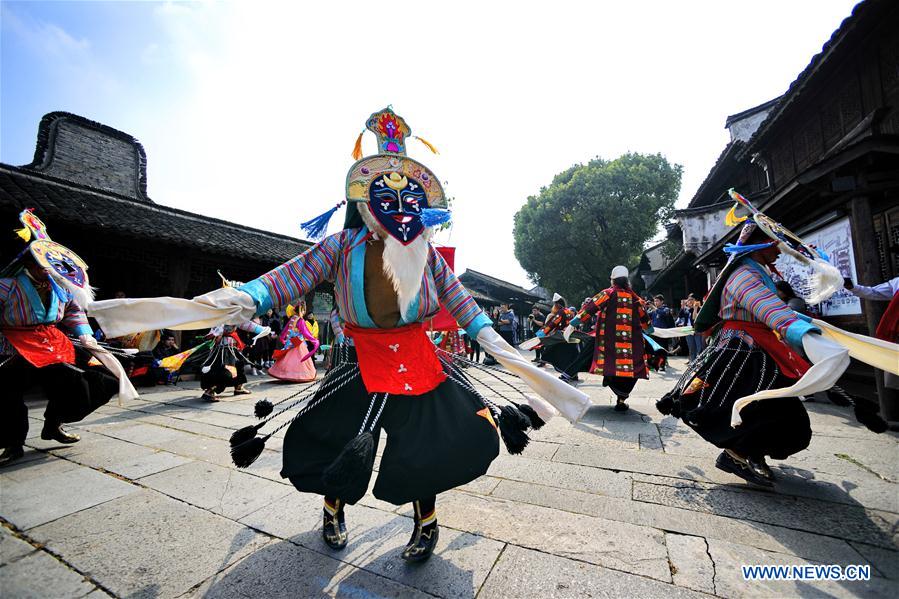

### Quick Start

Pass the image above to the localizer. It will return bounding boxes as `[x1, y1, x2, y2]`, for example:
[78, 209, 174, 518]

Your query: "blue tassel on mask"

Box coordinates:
[420, 208, 452, 228]
[47, 277, 71, 303]
[300, 201, 346, 240]
[723, 241, 775, 255]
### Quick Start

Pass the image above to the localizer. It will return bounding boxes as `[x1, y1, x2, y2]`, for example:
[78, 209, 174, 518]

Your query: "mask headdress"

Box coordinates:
[7, 209, 95, 309]
[722, 189, 842, 304]
[299, 106, 450, 241]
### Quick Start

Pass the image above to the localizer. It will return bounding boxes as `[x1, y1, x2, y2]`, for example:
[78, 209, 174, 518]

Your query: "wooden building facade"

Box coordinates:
[644, 0, 899, 417]
[0, 112, 313, 324]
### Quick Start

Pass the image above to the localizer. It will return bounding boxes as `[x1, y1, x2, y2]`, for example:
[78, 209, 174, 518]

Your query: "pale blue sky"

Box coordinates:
[1, 0, 860, 287]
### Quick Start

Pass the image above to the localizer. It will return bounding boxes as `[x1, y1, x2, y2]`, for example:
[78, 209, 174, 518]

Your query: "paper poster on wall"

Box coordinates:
[775, 217, 861, 316]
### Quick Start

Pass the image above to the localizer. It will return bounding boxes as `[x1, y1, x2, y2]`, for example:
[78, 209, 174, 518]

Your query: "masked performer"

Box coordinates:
[268, 301, 319, 383]
[1, 211, 135, 465]
[532, 294, 580, 373]
[656, 190, 890, 487]
[200, 321, 267, 401]
[89, 107, 589, 562]
[561, 265, 651, 411]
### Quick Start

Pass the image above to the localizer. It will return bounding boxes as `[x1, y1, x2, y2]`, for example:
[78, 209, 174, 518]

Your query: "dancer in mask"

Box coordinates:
[90, 107, 589, 562]
[1, 211, 134, 465]
[657, 190, 888, 486]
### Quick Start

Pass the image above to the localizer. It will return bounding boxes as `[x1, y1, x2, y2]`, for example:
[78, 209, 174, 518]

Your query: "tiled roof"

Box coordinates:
[738, 0, 878, 159]
[0, 164, 311, 264]
[459, 269, 544, 302]
[686, 141, 743, 209]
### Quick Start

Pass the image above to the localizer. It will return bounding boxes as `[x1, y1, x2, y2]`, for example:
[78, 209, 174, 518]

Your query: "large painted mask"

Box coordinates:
[30, 240, 88, 289]
[342, 108, 447, 241]
[369, 172, 429, 244]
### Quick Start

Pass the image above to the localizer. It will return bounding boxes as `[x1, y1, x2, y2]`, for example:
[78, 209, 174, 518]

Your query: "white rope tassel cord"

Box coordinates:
[730, 333, 849, 427]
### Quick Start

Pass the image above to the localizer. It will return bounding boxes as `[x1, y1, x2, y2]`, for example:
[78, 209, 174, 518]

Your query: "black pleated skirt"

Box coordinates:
[282, 350, 500, 506]
[657, 330, 811, 459]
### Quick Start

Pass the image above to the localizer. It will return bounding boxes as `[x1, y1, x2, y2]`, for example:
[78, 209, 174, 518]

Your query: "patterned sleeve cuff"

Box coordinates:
[237, 280, 272, 315]
[73, 324, 93, 337]
[465, 312, 493, 339]
[784, 319, 820, 349]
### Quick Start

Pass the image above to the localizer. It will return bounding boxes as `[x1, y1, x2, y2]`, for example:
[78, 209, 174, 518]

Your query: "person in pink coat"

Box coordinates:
[268, 301, 319, 383]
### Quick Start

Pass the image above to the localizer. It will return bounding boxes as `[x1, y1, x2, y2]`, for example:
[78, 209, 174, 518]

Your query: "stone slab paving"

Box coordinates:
[1, 356, 897, 598]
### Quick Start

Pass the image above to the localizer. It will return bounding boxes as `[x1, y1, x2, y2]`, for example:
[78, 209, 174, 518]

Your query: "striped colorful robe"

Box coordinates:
[0, 272, 92, 358]
[718, 259, 816, 349]
[575, 285, 650, 379]
[239, 227, 492, 338]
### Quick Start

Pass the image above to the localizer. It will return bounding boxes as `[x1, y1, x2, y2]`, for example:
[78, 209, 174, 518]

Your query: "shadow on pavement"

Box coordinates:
[199, 519, 478, 598]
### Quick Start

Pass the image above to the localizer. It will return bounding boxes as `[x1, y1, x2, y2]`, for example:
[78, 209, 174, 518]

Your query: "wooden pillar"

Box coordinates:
[850, 196, 897, 421]
[168, 256, 193, 348]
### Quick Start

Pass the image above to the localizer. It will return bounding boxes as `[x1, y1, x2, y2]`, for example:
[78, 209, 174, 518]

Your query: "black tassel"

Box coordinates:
[655, 393, 675, 416]
[321, 432, 376, 504]
[855, 404, 888, 434]
[230, 424, 261, 448]
[254, 399, 274, 418]
[498, 405, 530, 454]
[231, 437, 266, 468]
[516, 403, 546, 430]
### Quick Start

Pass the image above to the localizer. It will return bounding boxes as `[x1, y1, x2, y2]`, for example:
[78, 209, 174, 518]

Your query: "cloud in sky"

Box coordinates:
[1, 0, 860, 288]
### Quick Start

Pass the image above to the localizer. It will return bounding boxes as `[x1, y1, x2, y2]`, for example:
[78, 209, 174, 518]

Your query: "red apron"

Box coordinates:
[722, 321, 809, 379]
[343, 323, 446, 395]
[2, 325, 75, 368]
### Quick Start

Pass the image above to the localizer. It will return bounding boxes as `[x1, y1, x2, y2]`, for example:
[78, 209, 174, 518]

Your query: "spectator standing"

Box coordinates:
[679, 294, 705, 361]
[497, 303, 518, 345]
[528, 306, 546, 364]
[651, 294, 675, 350]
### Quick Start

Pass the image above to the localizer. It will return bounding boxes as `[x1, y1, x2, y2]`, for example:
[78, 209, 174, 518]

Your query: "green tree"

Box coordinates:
[513, 152, 682, 301]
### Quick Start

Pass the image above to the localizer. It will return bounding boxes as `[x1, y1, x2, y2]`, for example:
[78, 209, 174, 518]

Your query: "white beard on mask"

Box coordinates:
[358, 203, 433, 318]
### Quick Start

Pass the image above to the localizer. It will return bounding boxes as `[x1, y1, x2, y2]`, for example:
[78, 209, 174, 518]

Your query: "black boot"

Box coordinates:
[41, 422, 80, 444]
[0, 447, 24, 467]
[613, 397, 629, 412]
[402, 500, 439, 563]
[747, 456, 775, 482]
[715, 450, 773, 487]
[321, 498, 348, 550]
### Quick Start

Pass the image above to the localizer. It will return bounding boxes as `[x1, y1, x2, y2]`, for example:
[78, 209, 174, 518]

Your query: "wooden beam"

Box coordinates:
[850, 195, 897, 420]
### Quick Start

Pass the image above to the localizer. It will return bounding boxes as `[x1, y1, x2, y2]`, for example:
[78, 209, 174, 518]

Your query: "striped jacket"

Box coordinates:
[0, 272, 92, 356]
[719, 259, 816, 349]
[240, 228, 492, 338]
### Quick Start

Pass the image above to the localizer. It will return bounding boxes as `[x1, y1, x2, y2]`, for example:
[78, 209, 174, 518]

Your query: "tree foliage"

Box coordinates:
[513, 153, 682, 302]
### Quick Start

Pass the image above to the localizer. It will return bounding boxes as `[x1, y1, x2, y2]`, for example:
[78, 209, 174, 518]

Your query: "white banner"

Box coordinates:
[775, 217, 861, 316]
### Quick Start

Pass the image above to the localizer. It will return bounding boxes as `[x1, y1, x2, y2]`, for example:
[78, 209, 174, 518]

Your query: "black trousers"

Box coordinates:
[0, 355, 116, 448]
[283, 360, 499, 505]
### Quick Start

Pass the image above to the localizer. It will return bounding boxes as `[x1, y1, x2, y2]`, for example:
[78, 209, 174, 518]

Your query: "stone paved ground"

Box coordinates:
[1, 356, 897, 598]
